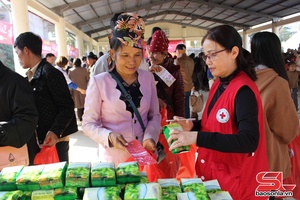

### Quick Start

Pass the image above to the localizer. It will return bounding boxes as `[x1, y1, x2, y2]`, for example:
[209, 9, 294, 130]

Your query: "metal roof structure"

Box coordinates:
[36, 0, 300, 40]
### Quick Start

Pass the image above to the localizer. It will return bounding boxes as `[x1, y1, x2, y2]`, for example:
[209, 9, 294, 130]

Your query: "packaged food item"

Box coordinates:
[124, 182, 162, 200]
[83, 187, 122, 200]
[31, 189, 54, 200]
[139, 172, 148, 183]
[39, 162, 68, 190]
[54, 187, 78, 200]
[0, 165, 24, 191]
[203, 179, 222, 194]
[0, 190, 24, 200]
[91, 162, 116, 187]
[162, 123, 190, 154]
[158, 178, 182, 200]
[23, 191, 32, 200]
[116, 161, 140, 184]
[16, 165, 45, 191]
[65, 162, 90, 188]
[180, 178, 208, 200]
[177, 192, 197, 200]
[208, 191, 233, 200]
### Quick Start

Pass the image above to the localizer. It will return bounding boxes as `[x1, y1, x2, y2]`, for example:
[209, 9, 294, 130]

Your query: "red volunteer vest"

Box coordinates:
[196, 71, 269, 200]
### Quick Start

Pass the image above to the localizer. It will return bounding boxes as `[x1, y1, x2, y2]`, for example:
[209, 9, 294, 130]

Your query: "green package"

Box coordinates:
[124, 182, 162, 200]
[39, 162, 68, 190]
[158, 178, 182, 200]
[0, 165, 24, 191]
[116, 161, 140, 184]
[23, 191, 32, 200]
[83, 187, 122, 200]
[181, 178, 209, 200]
[139, 172, 148, 183]
[0, 190, 25, 200]
[16, 165, 45, 191]
[162, 123, 190, 154]
[91, 162, 116, 187]
[31, 189, 54, 200]
[208, 191, 233, 200]
[177, 192, 197, 200]
[53, 187, 78, 200]
[203, 179, 222, 194]
[65, 162, 90, 188]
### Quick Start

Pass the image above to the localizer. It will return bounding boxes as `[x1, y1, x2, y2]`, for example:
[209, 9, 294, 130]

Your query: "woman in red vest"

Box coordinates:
[167, 25, 269, 199]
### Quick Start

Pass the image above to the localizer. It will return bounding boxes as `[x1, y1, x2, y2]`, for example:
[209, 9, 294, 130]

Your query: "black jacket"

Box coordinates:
[0, 61, 38, 147]
[30, 59, 77, 143]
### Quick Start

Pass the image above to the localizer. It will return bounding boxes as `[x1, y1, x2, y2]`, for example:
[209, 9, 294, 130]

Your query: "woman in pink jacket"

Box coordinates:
[82, 13, 161, 166]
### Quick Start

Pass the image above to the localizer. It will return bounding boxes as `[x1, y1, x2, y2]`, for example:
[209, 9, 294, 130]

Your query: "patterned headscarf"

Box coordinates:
[148, 30, 169, 53]
[113, 13, 145, 49]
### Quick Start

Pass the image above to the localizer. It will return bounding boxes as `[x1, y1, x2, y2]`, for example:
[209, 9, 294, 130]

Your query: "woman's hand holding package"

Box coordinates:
[149, 64, 162, 73]
[108, 132, 128, 151]
[167, 130, 198, 151]
[171, 116, 193, 131]
[142, 138, 157, 153]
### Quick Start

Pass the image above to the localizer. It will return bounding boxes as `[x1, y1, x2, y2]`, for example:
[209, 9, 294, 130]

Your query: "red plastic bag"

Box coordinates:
[284, 133, 300, 199]
[126, 153, 159, 182]
[160, 107, 168, 126]
[33, 145, 60, 165]
[156, 133, 180, 178]
[176, 144, 197, 180]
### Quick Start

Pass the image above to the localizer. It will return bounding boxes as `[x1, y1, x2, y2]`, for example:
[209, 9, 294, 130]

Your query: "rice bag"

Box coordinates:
[208, 191, 233, 200]
[0, 190, 24, 200]
[181, 178, 209, 200]
[162, 124, 190, 154]
[31, 189, 54, 200]
[16, 165, 45, 191]
[139, 172, 148, 183]
[116, 161, 140, 184]
[124, 182, 162, 200]
[22, 191, 32, 200]
[158, 178, 182, 200]
[91, 162, 116, 187]
[39, 162, 68, 189]
[83, 186, 122, 200]
[177, 192, 197, 200]
[203, 179, 222, 194]
[0, 165, 24, 191]
[65, 162, 90, 188]
[54, 187, 78, 200]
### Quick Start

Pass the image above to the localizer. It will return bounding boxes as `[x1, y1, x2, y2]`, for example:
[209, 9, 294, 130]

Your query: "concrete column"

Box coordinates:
[272, 20, 279, 35]
[76, 31, 84, 57]
[55, 17, 68, 57]
[11, 0, 29, 76]
[87, 38, 92, 53]
[242, 30, 249, 51]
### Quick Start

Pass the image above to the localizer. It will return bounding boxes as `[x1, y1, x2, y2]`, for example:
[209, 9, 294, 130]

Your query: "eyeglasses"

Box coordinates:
[202, 49, 227, 62]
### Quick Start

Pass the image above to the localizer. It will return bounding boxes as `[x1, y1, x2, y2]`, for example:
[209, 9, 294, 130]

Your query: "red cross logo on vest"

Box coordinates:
[216, 108, 230, 123]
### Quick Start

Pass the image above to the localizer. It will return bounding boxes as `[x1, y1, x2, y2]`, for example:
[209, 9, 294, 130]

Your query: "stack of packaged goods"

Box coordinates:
[0, 123, 233, 200]
[0, 160, 232, 199]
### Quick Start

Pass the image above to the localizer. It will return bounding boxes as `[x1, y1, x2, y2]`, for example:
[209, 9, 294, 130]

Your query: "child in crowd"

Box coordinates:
[287, 61, 300, 110]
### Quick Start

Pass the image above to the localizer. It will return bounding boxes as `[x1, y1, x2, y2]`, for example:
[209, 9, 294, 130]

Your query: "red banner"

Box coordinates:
[42, 40, 58, 56]
[67, 45, 79, 58]
[168, 39, 185, 57]
[0, 20, 13, 45]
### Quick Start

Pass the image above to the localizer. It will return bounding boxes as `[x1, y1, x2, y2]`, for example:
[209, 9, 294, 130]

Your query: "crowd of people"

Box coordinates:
[1, 11, 300, 200]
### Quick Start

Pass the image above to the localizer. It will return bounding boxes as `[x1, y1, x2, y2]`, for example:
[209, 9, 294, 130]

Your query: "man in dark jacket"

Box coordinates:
[174, 44, 194, 118]
[14, 32, 78, 164]
[0, 61, 38, 148]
